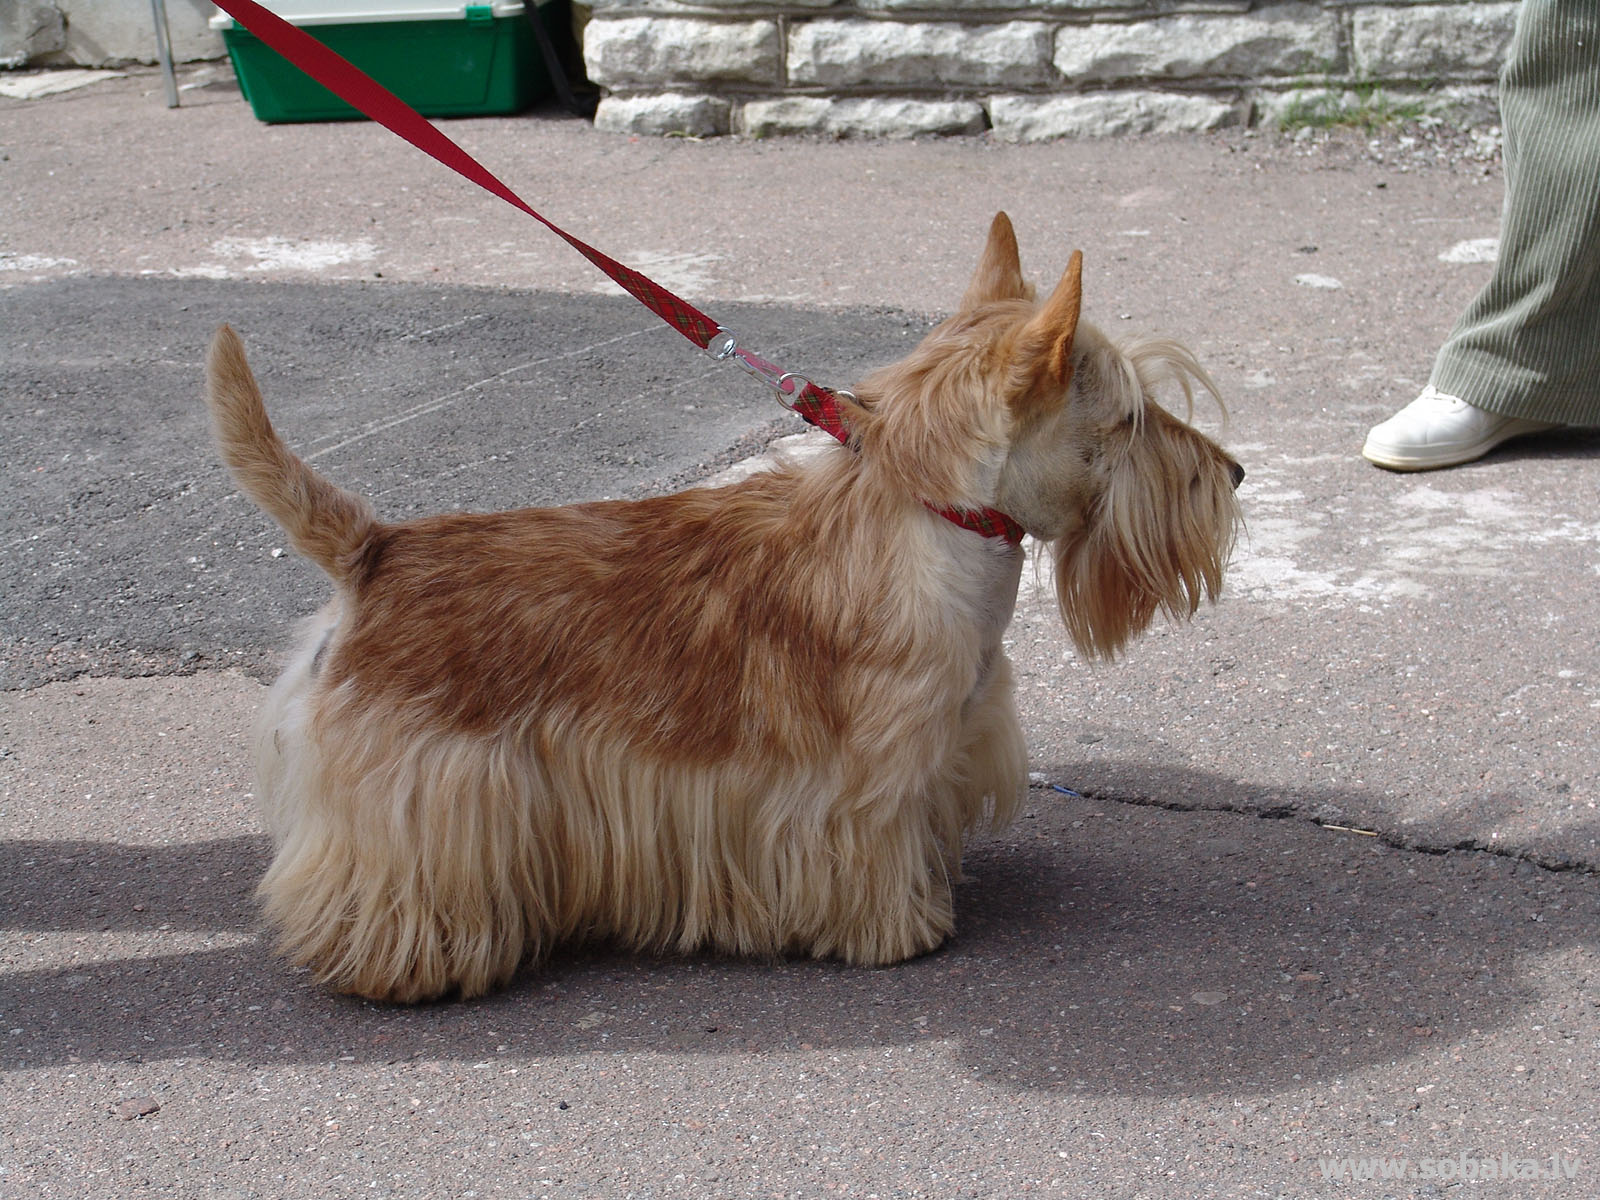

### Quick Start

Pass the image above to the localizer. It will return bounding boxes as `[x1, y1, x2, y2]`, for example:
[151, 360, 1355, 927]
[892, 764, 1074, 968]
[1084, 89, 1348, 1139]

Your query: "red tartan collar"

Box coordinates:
[713, 334, 1026, 546]
[922, 500, 1027, 543]
[788, 378, 1026, 546]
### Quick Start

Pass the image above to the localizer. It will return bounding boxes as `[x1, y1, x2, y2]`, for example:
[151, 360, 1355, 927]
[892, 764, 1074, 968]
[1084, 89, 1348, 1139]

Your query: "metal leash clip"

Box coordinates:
[707, 329, 811, 411]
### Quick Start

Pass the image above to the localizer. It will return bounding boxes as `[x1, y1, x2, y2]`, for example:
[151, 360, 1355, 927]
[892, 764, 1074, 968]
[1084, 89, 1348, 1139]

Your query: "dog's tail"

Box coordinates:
[206, 324, 378, 584]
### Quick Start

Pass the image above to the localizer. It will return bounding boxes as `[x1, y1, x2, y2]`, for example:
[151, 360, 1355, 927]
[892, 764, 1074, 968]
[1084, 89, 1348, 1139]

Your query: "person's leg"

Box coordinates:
[1363, 0, 1600, 470]
[1432, 0, 1600, 425]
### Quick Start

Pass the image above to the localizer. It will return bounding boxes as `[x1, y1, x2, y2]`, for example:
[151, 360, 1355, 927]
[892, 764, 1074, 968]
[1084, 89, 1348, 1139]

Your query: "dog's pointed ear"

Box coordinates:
[961, 212, 1029, 310]
[1018, 249, 1083, 391]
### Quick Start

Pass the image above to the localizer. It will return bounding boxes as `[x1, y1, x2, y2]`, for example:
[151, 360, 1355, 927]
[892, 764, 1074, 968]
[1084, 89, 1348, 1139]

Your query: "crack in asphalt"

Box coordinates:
[1045, 781, 1600, 877]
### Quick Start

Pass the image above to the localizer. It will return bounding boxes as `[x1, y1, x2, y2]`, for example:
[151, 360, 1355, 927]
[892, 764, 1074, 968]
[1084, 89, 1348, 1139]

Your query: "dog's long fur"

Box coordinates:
[207, 213, 1242, 1003]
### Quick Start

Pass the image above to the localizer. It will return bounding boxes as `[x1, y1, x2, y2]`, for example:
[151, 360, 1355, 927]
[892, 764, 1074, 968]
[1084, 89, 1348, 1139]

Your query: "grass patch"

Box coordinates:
[1277, 82, 1429, 132]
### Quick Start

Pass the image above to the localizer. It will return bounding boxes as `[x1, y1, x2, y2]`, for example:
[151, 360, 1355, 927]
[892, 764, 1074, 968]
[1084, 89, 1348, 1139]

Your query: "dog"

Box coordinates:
[205, 212, 1243, 1003]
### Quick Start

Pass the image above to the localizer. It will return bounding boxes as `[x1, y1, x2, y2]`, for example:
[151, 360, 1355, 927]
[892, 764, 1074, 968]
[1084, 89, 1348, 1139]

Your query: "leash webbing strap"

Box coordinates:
[213, 0, 720, 350]
[211, 0, 1024, 544]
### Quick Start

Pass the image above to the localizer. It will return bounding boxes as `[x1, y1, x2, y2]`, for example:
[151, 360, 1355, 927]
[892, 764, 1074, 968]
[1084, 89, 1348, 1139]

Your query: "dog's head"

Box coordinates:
[847, 212, 1244, 659]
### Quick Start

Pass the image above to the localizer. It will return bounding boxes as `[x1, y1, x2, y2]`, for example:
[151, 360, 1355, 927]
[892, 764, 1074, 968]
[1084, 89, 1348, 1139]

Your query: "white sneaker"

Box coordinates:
[1362, 386, 1557, 471]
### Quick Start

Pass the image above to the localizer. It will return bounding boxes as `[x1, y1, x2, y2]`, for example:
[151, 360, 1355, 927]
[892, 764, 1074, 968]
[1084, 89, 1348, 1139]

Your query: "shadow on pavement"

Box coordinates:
[6, 766, 1593, 1097]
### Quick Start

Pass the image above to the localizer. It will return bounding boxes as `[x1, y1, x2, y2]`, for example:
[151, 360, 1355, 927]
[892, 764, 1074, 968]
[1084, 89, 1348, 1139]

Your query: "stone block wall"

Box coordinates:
[1, 0, 219, 68]
[582, 0, 1520, 138]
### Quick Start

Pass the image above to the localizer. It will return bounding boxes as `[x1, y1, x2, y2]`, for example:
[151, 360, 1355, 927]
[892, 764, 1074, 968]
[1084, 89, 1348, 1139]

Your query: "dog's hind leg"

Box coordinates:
[255, 714, 550, 1003]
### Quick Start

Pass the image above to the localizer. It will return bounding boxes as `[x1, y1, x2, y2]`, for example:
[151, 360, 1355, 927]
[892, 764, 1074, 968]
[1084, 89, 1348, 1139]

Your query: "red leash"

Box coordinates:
[210, 0, 1024, 544]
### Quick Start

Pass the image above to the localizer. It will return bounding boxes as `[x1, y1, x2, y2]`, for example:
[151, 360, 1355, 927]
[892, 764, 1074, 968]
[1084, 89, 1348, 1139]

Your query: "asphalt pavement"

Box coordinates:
[2, 64, 1598, 1199]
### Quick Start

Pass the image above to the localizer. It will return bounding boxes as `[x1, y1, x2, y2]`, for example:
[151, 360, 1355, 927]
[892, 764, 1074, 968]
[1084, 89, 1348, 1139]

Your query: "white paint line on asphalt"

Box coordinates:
[1227, 466, 1600, 607]
[0, 251, 81, 277]
[1439, 237, 1500, 264]
[211, 236, 378, 273]
[0, 69, 124, 100]
[590, 250, 724, 301]
[303, 325, 668, 462]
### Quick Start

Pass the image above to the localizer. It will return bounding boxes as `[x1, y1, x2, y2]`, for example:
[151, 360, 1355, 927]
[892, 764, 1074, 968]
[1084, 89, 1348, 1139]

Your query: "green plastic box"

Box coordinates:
[211, 1, 552, 123]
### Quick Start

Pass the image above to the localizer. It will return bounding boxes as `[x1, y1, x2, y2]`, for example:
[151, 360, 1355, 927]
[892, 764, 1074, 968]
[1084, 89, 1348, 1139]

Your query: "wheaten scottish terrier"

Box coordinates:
[206, 213, 1243, 1002]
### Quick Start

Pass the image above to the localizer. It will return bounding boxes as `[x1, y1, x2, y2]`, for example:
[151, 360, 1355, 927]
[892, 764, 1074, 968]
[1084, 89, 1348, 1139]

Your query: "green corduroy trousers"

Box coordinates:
[1430, 0, 1600, 427]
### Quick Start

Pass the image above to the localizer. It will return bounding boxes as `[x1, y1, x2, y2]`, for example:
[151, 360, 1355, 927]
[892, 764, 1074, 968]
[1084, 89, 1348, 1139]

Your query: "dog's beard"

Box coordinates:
[1048, 436, 1241, 660]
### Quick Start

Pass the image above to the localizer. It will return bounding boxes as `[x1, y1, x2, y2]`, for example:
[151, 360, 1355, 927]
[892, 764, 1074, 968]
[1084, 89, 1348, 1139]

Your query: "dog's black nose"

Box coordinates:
[1229, 460, 1246, 489]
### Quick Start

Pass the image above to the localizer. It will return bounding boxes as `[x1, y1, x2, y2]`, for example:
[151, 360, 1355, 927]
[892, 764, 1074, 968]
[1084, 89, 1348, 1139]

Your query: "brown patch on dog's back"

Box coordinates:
[324, 472, 865, 764]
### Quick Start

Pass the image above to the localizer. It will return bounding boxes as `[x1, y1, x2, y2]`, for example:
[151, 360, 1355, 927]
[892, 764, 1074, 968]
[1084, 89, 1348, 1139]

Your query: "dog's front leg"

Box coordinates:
[797, 666, 1025, 966]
